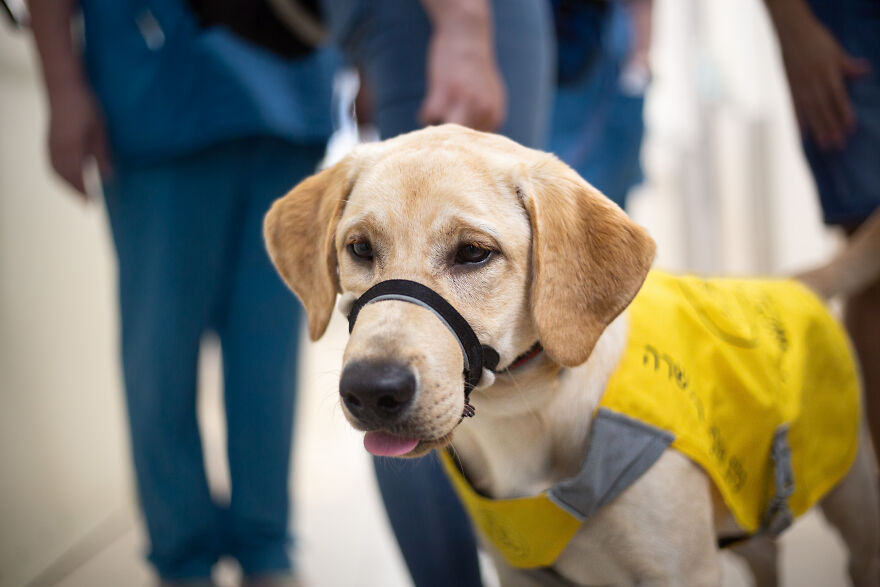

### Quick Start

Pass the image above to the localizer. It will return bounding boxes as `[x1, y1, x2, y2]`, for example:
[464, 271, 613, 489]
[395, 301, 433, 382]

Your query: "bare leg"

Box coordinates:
[845, 276, 880, 471]
[820, 432, 880, 587]
[730, 535, 779, 587]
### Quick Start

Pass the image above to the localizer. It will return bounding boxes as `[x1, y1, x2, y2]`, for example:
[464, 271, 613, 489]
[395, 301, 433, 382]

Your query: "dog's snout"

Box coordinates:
[340, 361, 417, 422]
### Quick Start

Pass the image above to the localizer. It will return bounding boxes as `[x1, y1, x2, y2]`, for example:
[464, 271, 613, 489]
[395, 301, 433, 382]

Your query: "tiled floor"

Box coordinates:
[33, 311, 852, 587]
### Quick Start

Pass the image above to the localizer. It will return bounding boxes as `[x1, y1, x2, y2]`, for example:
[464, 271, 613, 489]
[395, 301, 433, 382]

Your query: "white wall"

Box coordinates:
[0, 25, 133, 587]
[636, 0, 837, 277]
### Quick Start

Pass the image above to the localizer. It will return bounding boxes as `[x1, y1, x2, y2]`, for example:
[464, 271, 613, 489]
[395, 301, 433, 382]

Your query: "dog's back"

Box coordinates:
[604, 271, 860, 533]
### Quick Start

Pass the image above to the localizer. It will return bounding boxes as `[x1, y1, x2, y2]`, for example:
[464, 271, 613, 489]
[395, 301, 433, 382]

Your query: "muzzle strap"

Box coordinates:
[347, 279, 500, 397]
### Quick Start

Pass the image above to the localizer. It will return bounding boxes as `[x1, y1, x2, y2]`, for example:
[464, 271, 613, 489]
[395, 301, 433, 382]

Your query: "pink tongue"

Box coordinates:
[364, 431, 419, 457]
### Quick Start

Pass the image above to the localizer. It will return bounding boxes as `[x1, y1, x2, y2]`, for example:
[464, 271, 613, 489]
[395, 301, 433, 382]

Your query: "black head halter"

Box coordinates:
[347, 280, 500, 417]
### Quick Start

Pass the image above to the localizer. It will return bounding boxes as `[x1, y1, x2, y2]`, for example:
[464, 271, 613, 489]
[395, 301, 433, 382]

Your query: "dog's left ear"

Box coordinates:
[519, 155, 655, 366]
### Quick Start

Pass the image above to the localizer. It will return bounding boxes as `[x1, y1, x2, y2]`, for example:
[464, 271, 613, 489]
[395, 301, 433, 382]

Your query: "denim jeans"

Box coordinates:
[805, 0, 880, 226]
[104, 137, 323, 579]
[548, 3, 646, 209]
[333, 1, 555, 585]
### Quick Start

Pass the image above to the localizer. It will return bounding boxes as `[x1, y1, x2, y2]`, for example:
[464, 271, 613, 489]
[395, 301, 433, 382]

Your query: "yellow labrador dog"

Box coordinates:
[265, 125, 880, 586]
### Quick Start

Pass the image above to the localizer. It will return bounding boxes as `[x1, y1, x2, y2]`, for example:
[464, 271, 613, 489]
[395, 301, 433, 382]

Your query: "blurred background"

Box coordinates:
[0, 0, 854, 585]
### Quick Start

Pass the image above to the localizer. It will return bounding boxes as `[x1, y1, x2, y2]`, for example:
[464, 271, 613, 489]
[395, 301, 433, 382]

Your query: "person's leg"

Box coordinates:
[846, 269, 880, 464]
[352, 6, 486, 582]
[344, 2, 554, 584]
[103, 148, 242, 580]
[549, 4, 647, 209]
[550, 52, 644, 209]
[373, 455, 484, 587]
[217, 138, 324, 577]
[490, 0, 556, 149]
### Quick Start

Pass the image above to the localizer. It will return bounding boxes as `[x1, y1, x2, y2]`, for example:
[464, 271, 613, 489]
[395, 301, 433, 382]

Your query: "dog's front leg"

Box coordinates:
[552, 451, 722, 587]
[633, 555, 722, 587]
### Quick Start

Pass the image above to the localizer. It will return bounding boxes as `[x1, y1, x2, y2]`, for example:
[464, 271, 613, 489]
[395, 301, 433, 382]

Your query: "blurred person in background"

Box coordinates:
[318, 0, 554, 585]
[28, 0, 337, 584]
[765, 0, 880, 465]
[549, 0, 652, 210]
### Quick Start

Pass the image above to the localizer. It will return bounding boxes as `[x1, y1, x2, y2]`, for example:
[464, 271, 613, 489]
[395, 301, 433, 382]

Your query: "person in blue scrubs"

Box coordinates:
[319, 1, 554, 585]
[29, 1, 337, 584]
[765, 0, 880, 468]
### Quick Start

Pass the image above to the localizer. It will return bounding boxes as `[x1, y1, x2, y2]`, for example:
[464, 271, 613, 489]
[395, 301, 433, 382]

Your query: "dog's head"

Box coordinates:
[264, 125, 654, 457]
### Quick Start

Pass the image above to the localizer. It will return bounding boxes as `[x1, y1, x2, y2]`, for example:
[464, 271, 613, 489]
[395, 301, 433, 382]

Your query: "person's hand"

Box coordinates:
[47, 83, 113, 198]
[419, 22, 506, 132]
[768, 0, 871, 150]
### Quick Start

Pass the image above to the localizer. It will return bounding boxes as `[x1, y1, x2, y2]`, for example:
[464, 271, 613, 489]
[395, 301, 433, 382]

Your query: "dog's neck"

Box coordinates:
[450, 313, 629, 500]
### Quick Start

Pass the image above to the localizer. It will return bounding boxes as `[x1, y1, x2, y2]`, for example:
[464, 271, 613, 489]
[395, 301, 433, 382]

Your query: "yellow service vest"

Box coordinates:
[442, 271, 860, 569]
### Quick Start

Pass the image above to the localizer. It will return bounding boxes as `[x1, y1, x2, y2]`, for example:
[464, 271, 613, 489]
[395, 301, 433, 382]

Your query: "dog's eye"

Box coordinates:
[349, 240, 374, 261]
[455, 243, 492, 265]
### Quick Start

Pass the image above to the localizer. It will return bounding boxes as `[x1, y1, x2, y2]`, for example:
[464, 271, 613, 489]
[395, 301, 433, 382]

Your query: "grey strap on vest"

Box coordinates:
[544, 409, 796, 547]
[762, 426, 795, 535]
[548, 408, 674, 521]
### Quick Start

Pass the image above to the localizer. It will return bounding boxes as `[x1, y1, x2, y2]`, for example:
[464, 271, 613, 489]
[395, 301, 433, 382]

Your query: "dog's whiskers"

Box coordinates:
[505, 367, 543, 427]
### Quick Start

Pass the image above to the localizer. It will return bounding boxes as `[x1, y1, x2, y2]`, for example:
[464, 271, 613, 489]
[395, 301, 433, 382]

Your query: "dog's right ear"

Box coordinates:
[519, 154, 655, 366]
[264, 157, 354, 341]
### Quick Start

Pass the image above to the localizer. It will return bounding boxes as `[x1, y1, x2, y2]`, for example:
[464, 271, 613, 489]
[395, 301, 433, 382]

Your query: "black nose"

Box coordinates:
[339, 361, 417, 423]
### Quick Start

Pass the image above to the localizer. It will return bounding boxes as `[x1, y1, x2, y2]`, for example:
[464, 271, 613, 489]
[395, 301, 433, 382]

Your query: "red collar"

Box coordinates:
[507, 342, 543, 371]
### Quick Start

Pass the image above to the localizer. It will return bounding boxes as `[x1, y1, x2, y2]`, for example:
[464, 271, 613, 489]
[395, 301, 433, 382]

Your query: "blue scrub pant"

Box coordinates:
[103, 137, 323, 580]
[342, 2, 555, 585]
